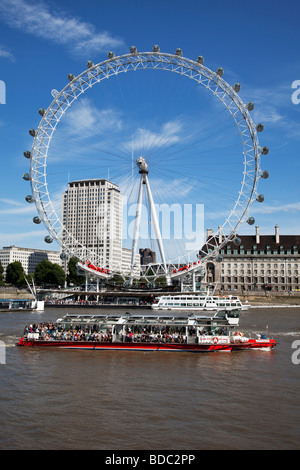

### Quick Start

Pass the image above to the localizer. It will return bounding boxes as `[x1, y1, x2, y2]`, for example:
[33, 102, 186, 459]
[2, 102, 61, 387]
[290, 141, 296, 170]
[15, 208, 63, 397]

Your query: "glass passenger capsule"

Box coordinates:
[22, 173, 31, 181]
[256, 123, 264, 132]
[256, 194, 264, 203]
[261, 170, 269, 179]
[233, 237, 242, 245]
[261, 146, 269, 155]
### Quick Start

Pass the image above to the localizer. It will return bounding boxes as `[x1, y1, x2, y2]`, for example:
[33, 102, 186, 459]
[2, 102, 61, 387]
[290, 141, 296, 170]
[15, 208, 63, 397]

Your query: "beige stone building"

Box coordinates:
[203, 225, 300, 292]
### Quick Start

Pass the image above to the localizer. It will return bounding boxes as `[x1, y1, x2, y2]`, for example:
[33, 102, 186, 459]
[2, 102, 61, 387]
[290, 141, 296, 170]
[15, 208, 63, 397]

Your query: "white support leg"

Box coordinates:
[96, 277, 99, 303]
[129, 156, 172, 287]
[144, 174, 171, 286]
[85, 272, 88, 301]
[129, 175, 144, 285]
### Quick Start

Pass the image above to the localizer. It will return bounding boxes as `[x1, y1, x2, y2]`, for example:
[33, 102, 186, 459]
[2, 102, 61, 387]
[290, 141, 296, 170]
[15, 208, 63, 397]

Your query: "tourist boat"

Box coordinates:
[151, 293, 249, 311]
[17, 312, 277, 352]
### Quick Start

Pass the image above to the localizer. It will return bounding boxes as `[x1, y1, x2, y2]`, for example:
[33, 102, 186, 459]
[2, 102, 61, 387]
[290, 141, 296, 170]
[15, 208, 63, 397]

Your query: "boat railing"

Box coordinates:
[24, 329, 192, 345]
[22, 330, 256, 346]
[22, 321, 236, 345]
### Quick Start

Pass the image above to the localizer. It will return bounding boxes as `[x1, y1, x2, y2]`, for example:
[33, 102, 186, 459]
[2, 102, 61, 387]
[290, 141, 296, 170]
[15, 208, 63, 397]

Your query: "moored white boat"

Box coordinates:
[151, 293, 249, 312]
[0, 298, 44, 312]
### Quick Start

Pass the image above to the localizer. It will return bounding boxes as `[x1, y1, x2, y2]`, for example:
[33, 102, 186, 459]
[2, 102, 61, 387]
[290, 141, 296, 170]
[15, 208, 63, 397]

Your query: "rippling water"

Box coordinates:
[0, 306, 299, 450]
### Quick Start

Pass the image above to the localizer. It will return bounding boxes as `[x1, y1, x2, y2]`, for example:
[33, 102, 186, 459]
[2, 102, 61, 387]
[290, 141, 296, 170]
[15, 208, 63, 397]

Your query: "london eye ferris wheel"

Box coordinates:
[23, 45, 269, 286]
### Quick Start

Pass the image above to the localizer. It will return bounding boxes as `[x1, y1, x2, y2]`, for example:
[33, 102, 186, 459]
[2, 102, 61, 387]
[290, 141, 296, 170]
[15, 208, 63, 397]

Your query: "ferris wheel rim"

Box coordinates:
[27, 48, 265, 280]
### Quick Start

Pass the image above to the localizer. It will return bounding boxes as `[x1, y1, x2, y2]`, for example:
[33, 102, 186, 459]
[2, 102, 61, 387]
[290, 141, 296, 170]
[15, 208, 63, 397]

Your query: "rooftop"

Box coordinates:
[202, 226, 300, 255]
[1, 245, 60, 253]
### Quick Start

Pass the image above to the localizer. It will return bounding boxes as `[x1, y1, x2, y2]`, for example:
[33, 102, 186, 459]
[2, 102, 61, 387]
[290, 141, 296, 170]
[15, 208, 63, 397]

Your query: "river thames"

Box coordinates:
[0, 306, 299, 450]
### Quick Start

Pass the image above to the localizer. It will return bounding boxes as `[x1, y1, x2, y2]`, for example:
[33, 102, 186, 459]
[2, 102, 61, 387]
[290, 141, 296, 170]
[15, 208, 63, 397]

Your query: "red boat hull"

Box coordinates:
[17, 337, 277, 352]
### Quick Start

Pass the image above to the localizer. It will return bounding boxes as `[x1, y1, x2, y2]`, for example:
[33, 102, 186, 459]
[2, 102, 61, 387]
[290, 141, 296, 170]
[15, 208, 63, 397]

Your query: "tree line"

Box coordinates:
[0, 257, 82, 288]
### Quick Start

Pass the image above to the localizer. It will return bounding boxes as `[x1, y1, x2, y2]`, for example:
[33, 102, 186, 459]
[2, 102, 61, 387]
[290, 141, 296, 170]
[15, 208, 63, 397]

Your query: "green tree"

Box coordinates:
[67, 257, 82, 286]
[6, 261, 26, 287]
[35, 259, 65, 287]
[52, 263, 66, 287]
[0, 261, 4, 286]
[110, 273, 124, 285]
[35, 260, 52, 285]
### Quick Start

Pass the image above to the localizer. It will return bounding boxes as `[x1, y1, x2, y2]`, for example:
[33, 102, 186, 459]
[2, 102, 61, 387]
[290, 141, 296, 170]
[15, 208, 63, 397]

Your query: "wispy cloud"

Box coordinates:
[120, 176, 196, 203]
[252, 105, 284, 125]
[125, 120, 183, 153]
[0, 198, 23, 206]
[0, 0, 125, 58]
[238, 81, 300, 145]
[241, 83, 292, 127]
[0, 45, 15, 62]
[252, 201, 300, 214]
[0, 198, 49, 248]
[200, 199, 300, 229]
[0, 230, 49, 249]
[0, 198, 36, 215]
[61, 98, 123, 138]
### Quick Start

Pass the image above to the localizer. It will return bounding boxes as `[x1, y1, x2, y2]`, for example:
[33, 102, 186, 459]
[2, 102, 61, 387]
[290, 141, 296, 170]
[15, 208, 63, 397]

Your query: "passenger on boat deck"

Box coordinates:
[25, 322, 193, 344]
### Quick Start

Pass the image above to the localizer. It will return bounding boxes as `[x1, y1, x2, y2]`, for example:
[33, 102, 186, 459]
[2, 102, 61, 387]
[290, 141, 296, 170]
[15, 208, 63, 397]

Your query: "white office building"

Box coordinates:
[62, 179, 140, 275]
[0, 245, 61, 275]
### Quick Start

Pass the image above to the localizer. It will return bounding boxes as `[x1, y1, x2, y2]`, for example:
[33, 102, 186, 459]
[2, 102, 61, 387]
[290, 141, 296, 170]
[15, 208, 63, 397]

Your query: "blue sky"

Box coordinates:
[0, 0, 300, 257]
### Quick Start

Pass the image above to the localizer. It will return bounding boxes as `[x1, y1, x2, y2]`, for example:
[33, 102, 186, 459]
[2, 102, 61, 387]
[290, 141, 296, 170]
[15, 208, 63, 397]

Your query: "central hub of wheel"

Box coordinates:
[136, 156, 148, 174]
